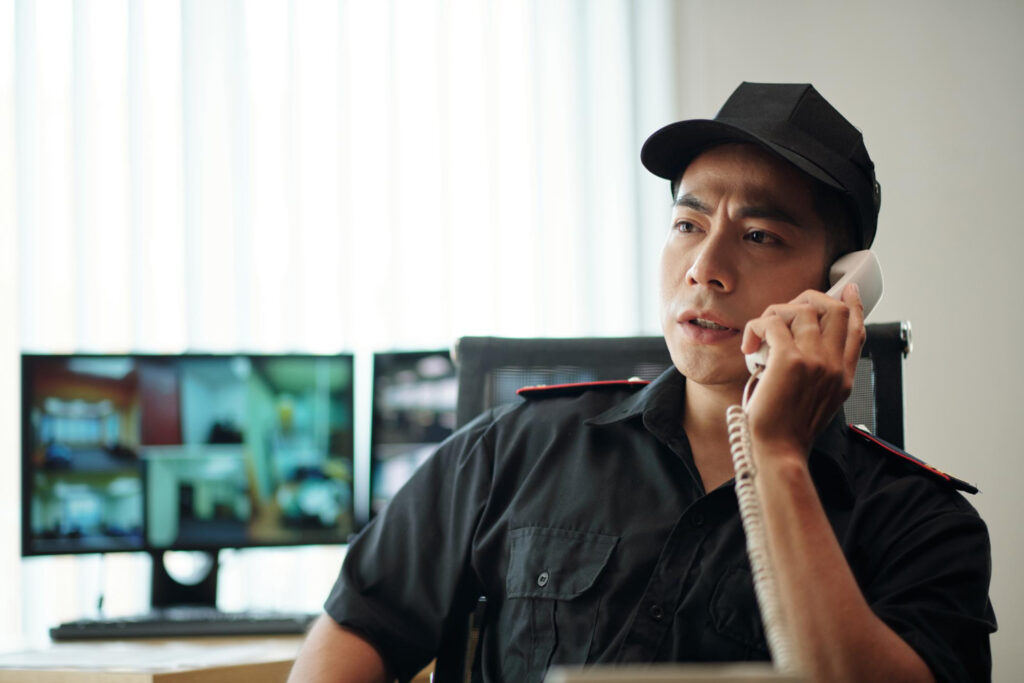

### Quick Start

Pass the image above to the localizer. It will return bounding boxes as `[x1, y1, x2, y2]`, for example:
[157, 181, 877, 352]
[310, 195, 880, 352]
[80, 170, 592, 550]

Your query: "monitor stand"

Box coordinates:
[150, 549, 218, 609]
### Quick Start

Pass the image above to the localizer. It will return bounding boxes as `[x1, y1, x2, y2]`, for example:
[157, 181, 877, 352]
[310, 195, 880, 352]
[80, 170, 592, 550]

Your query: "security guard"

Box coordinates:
[289, 83, 996, 683]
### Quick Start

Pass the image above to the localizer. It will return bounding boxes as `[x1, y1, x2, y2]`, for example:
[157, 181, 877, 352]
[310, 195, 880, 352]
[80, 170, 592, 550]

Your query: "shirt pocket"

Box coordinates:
[502, 526, 618, 683]
[707, 565, 770, 659]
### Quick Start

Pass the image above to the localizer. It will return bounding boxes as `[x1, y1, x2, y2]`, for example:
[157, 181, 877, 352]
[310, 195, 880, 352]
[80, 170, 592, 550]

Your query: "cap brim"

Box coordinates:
[640, 119, 844, 194]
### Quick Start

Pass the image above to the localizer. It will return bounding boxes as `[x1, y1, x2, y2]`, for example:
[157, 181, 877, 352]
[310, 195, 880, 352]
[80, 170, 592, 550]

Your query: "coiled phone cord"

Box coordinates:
[726, 367, 798, 673]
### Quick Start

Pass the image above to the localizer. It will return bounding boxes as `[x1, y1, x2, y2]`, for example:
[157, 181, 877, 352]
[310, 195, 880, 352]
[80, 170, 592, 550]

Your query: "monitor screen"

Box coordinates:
[22, 353, 356, 556]
[369, 350, 457, 516]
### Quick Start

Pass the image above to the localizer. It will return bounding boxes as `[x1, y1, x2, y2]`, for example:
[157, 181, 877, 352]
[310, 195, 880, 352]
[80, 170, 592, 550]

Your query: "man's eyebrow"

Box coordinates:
[673, 193, 712, 213]
[737, 204, 800, 227]
[675, 192, 803, 228]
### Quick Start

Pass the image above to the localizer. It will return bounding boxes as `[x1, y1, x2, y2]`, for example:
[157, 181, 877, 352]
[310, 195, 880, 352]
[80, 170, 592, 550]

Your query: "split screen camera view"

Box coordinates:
[23, 354, 364, 556]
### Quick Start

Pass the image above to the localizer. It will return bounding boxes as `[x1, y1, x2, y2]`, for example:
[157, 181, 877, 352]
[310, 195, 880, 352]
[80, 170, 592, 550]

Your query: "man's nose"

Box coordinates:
[685, 232, 735, 291]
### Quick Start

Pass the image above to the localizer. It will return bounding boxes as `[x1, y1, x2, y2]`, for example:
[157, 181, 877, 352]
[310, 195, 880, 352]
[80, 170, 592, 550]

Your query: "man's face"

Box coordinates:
[659, 143, 830, 388]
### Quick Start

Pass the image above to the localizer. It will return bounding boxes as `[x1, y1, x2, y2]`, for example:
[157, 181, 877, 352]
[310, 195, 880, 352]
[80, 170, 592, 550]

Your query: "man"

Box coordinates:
[289, 83, 995, 682]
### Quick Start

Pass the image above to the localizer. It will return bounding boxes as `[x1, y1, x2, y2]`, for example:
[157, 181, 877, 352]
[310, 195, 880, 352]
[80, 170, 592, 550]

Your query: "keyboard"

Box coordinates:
[50, 606, 317, 640]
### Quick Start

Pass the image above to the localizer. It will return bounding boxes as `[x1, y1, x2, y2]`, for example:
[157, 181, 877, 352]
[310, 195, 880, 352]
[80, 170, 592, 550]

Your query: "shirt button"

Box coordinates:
[690, 513, 705, 528]
[537, 571, 550, 587]
[648, 603, 665, 621]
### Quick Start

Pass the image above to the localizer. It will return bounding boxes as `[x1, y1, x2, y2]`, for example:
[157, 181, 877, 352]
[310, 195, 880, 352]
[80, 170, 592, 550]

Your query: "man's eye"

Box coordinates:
[746, 230, 776, 244]
[673, 220, 697, 233]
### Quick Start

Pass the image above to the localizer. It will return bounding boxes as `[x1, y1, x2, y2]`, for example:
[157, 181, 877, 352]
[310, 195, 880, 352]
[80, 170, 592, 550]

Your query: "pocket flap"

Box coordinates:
[709, 566, 768, 654]
[506, 526, 618, 600]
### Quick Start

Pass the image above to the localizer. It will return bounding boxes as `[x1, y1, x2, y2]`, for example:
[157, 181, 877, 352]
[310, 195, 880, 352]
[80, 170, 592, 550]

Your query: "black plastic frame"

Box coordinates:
[20, 351, 356, 558]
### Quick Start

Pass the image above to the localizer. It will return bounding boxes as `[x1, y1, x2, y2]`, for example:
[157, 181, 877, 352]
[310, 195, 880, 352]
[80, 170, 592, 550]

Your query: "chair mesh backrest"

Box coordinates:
[846, 357, 877, 435]
[454, 322, 908, 447]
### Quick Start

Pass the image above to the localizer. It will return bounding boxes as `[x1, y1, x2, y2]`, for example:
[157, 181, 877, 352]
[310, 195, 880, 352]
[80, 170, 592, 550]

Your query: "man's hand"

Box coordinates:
[735, 283, 933, 682]
[740, 282, 866, 458]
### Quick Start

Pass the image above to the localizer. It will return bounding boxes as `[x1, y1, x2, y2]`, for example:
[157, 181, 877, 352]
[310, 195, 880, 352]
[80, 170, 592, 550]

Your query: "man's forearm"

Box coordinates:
[288, 614, 392, 683]
[753, 445, 934, 683]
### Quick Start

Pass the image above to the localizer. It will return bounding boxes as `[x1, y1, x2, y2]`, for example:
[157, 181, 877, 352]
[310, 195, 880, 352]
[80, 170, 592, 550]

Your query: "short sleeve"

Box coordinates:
[863, 494, 996, 682]
[324, 409, 500, 682]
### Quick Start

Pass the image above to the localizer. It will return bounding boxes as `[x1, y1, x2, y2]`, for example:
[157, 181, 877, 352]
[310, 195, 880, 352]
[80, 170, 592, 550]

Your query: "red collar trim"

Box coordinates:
[848, 424, 978, 494]
[517, 379, 650, 398]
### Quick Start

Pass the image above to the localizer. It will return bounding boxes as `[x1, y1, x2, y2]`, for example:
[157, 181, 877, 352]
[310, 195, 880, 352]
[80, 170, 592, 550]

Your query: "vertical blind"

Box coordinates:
[16, 0, 674, 355]
[5, 0, 675, 645]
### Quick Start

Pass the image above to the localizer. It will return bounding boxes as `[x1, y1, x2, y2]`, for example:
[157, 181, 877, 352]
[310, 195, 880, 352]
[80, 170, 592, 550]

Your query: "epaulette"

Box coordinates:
[517, 379, 650, 399]
[848, 424, 978, 494]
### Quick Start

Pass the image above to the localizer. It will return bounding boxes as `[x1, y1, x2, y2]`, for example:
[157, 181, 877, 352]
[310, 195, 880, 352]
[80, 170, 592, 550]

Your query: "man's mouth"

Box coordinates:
[691, 318, 732, 331]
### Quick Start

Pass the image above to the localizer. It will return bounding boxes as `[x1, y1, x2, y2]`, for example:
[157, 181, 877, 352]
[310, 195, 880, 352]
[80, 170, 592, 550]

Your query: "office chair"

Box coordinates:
[453, 323, 910, 446]
[434, 322, 912, 683]
[452, 335, 675, 429]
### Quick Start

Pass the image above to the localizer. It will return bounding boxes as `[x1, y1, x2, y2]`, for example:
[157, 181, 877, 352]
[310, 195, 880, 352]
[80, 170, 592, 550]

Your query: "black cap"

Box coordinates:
[641, 82, 881, 249]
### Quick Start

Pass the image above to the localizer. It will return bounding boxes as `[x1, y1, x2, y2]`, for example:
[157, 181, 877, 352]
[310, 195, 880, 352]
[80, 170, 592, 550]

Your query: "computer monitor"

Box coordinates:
[369, 350, 457, 516]
[21, 353, 356, 609]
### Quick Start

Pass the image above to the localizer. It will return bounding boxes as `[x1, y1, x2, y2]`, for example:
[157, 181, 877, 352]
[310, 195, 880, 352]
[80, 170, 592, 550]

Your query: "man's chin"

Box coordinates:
[668, 352, 749, 388]
[678, 368, 749, 390]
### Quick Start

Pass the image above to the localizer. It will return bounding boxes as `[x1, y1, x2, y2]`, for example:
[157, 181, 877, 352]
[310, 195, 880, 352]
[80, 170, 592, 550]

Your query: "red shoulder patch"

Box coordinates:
[848, 425, 978, 494]
[517, 379, 650, 399]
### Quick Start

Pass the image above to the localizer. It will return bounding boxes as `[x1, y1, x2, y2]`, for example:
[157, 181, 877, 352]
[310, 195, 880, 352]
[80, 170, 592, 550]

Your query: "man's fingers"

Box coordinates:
[840, 283, 867, 374]
[742, 313, 797, 355]
[819, 299, 850, 360]
[760, 314, 805, 363]
[742, 314, 776, 354]
[790, 303, 826, 349]
[742, 286, 863, 366]
[743, 300, 829, 354]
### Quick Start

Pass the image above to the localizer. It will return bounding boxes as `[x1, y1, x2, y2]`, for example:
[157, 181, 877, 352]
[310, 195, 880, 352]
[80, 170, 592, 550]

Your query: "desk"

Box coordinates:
[0, 636, 434, 683]
[0, 636, 302, 683]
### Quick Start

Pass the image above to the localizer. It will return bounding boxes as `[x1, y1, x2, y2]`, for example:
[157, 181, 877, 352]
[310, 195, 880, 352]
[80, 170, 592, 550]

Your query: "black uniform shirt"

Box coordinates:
[325, 368, 996, 682]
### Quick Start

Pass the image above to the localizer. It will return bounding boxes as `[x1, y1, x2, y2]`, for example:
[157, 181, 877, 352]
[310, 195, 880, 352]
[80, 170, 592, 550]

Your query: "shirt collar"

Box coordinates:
[586, 366, 854, 505]
[585, 366, 683, 427]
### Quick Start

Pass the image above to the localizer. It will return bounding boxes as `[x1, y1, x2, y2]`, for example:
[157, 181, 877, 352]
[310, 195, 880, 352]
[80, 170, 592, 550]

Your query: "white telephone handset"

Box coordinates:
[744, 250, 884, 375]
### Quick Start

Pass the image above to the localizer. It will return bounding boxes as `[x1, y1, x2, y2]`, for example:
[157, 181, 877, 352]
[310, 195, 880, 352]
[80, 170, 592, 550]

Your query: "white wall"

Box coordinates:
[671, 1, 1024, 680]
